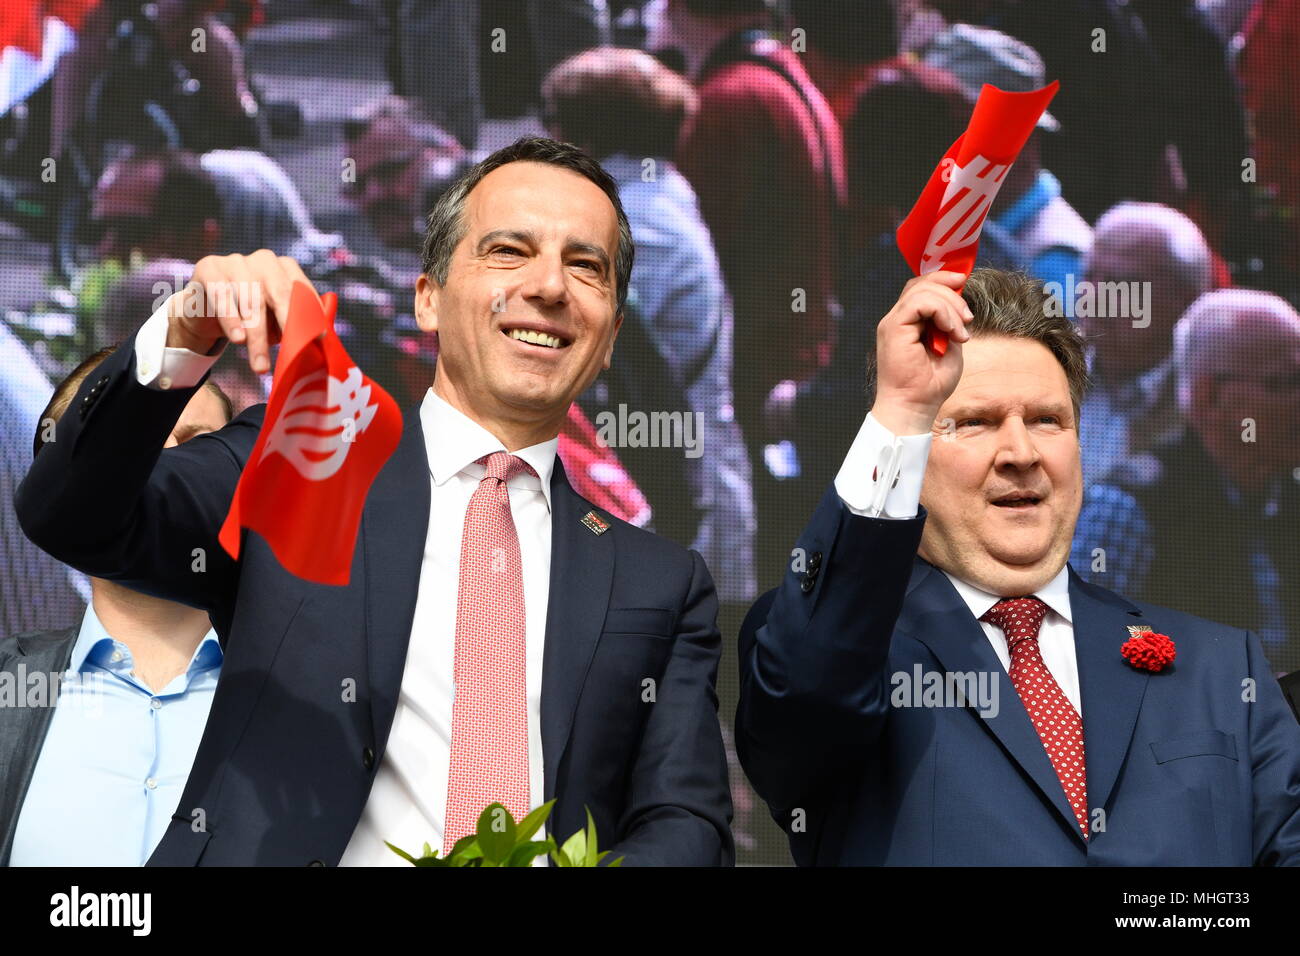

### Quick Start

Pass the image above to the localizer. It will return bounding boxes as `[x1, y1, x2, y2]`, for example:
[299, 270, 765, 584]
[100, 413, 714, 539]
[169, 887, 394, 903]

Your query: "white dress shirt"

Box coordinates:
[835, 412, 1082, 716]
[133, 303, 556, 864]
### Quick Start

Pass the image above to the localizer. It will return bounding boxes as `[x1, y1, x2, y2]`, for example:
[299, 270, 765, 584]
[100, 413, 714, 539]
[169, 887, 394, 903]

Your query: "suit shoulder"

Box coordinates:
[589, 504, 702, 573]
[0, 626, 79, 661]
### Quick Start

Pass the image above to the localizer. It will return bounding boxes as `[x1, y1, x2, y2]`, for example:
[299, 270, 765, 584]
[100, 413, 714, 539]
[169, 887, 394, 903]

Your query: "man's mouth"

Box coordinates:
[992, 493, 1043, 509]
[504, 328, 570, 350]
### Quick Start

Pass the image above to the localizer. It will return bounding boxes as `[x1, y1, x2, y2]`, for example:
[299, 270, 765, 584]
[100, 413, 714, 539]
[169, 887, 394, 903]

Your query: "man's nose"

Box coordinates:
[994, 418, 1040, 470]
[520, 254, 568, 306]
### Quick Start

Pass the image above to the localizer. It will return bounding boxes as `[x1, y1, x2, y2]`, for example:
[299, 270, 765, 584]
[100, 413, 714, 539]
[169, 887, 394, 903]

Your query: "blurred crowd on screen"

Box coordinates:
[2, 0, 1300, 857]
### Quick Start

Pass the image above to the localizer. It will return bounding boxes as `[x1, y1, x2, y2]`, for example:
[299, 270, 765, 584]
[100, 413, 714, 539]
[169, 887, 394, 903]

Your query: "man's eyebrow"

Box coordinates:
[475, 229, 538, 253]
[946, 400, 1072, 419]
[564, 239, 610, 275]
[476, 230, 611, 275]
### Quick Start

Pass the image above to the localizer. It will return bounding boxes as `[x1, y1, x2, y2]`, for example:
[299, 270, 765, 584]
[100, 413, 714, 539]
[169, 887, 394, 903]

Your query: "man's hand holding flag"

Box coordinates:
[896, 80, 1060, 354]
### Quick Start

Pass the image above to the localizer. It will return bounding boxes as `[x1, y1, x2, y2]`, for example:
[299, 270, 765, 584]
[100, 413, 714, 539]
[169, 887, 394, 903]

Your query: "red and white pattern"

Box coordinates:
[443, 452, 534, 854]
[981, 596, 1089, 839]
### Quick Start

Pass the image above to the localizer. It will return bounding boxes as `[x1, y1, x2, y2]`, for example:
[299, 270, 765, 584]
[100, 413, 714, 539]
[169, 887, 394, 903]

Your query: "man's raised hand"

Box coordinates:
[165, 251, 319, 374]
[870, 271, 973, 436]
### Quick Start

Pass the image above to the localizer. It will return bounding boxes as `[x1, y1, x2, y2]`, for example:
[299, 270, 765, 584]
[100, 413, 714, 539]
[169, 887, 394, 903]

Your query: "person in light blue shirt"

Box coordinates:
[1, 346, 233, 866]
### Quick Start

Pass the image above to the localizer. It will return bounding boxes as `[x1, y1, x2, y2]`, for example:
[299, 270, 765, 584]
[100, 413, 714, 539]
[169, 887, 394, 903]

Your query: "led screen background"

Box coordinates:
[1, 0, 1297, 866]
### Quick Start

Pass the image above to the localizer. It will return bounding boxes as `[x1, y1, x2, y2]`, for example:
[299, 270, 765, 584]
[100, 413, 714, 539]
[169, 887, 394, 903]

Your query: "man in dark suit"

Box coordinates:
[737, 267, 1300, 865]
[15, 137, 732, 866]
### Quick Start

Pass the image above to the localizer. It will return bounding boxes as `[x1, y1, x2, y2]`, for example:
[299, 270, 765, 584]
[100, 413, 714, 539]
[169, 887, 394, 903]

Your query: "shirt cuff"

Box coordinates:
[134, 292, 226, 390]
[834, 411, 932, 518]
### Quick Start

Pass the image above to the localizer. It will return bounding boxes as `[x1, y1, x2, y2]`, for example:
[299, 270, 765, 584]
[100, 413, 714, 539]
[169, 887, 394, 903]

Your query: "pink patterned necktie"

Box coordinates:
[444, 451, 534, 854]
[980, 596, 1089, 839]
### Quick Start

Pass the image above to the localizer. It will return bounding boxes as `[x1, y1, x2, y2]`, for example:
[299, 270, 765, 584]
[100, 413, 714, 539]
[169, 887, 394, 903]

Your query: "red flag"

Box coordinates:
[896, 80, 1059, 354]
[219, 281, 403, 585]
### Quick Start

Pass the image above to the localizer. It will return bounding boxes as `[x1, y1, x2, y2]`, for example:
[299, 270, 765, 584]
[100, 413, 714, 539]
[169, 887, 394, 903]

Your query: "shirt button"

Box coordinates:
[158, 375, 173, 390]
[150, 698, 162, 711]
[145, 777, 158, 790]
[110, 650, 123, 662]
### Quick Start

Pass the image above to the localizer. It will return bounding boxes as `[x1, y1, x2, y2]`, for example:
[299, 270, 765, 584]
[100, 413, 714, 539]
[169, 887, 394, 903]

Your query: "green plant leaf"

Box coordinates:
[476, 803, 517, 864]
[515, 800, 556, 842]
[505, 840, 552, 867]
[385, 841, 420, 865]
[583, 808, 600, 866]
[558, 826, 588, 867]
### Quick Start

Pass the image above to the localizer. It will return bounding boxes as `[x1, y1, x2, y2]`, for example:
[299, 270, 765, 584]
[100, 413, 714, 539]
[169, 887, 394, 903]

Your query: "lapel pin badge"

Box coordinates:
[581, 510, 610, 536]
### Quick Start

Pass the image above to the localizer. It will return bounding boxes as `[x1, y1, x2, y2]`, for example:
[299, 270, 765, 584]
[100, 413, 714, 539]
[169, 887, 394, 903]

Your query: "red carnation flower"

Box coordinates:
[1121, 631, 1176, 672]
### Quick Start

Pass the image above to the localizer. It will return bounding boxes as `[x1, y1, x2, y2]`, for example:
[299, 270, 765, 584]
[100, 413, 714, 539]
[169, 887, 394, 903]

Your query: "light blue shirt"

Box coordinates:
[9, 603, 222, 866]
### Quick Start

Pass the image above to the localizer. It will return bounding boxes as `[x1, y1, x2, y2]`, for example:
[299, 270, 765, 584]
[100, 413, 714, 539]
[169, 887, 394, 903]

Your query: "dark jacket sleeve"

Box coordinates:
[13, 334, 261, 631]
[735, 482, 925, 818]
[1247, 630, 1300, 865]
[612, 549, 734, 865]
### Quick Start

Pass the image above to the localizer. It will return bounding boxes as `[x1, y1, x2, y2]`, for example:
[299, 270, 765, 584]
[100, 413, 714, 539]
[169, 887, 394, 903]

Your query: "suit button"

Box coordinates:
[308, 859, 326, 867]
[800, 576, 815, 594]
[808, 551, 823, 570]
[96, 375, 109, 387]
[362, 747, 375, 770]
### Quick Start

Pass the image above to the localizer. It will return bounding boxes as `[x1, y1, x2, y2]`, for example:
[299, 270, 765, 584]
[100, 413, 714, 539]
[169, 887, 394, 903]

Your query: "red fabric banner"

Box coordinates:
[218, 282, 403, 585]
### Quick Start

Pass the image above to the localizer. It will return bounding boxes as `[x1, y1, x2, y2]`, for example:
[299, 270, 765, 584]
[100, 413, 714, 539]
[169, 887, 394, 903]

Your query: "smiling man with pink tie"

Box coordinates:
[16, 137, 733, 866]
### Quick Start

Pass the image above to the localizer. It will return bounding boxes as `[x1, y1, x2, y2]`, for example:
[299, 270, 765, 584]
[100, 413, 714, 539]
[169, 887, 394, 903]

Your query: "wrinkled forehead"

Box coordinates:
[943, 336, 1074, 416]
[463, 162, 619, 253]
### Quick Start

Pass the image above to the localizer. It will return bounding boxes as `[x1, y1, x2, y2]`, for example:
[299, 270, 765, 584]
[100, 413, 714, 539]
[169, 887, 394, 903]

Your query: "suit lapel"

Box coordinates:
[1068, 568, 1152, 818]
[362, 406, 431, 750]
[897, 560, 1085, 841]
[540, 459, 614, 803]
[0, 628, 78, 865]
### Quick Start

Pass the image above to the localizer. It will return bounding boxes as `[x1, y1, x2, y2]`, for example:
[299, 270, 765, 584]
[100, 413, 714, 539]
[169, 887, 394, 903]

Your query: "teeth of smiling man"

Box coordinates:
[507, 328, 563, 349]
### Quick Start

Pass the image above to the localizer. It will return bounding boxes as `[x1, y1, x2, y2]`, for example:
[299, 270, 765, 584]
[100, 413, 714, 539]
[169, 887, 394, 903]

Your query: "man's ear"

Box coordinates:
[602, 308, 624, 370]
[414, 273, 439, 334]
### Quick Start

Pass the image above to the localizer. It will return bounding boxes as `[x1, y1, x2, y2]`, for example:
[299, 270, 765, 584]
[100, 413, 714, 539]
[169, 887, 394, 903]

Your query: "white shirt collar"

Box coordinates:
[942, 564, 1073, 627]
[418, 388, 558, 512]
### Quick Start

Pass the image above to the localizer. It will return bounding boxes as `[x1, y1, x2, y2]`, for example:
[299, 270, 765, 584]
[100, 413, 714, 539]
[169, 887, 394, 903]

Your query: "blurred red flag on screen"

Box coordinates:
[896, 80, 1060, 354]
[218, 281, 403, 585]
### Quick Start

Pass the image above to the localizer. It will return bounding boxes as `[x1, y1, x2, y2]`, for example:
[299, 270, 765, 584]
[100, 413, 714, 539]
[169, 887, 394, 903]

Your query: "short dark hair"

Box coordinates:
[33, 348, 233, 458]
[419, 136, 634, 315]
[98, 147, 221, 239]
[865, 268, 1089, 418]
[847, 60, 970, 214]
[542, 47, 697, 161]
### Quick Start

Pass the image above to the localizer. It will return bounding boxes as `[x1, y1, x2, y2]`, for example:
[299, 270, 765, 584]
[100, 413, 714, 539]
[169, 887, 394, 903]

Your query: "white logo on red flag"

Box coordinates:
[919, 154, 1009, 274]
[261, 365, 379, 481]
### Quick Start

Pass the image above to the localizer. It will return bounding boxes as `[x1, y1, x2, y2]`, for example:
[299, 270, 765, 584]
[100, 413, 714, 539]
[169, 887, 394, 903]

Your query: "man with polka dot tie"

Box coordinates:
[737, 267, 1300, 866]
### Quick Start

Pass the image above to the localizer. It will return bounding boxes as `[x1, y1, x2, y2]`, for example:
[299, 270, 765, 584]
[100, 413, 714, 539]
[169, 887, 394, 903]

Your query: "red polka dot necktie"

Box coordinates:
[444, 452, 534, 854]
[980, 596, 1089, 839]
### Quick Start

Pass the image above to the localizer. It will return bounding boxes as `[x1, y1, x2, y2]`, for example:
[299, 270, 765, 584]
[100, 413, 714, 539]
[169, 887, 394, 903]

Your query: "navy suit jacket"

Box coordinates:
[737, 485, 1300, 865]
[14, 339, 733, 866]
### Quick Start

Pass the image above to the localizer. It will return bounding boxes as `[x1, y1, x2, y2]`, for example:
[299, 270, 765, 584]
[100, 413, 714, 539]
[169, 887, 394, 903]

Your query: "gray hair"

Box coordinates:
[1173, 288, 1300, 412]
[1087, 201, 1213, 297]
[419, 136, 634, 315]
